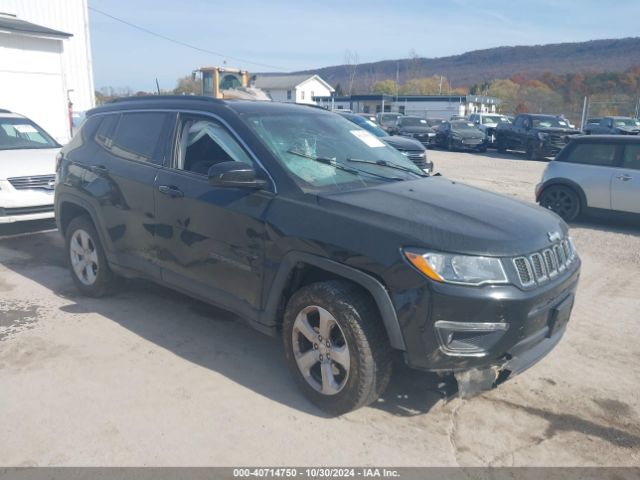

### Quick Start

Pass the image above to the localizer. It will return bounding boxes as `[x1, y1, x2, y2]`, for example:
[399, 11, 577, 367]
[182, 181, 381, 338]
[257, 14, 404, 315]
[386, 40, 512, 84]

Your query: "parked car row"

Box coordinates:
[338, 112, 434, 173]
[583, 116, 640, 135]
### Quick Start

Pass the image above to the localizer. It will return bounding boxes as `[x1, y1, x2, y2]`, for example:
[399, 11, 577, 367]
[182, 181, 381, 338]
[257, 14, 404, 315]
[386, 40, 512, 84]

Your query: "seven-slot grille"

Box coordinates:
[8, 175, 55, 191]
[512, 238, 576, 287]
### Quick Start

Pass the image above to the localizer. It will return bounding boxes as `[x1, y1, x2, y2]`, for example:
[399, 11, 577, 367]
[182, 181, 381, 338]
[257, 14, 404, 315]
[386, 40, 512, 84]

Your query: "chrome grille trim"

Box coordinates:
[543, 249, 558, 278]
[8, 175, 56, 190]
[513, 239, 577, 288]
[512, 257, 535, 287]
[529, 253, 548, 282]
[555, 245, 566, 271]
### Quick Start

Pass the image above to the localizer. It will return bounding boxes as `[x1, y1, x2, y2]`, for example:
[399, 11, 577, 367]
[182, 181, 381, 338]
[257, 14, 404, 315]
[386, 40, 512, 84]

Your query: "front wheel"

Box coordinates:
[496, 136, 507, 153]
[539, 186, 581, 222]
[282, 280, 392, 415]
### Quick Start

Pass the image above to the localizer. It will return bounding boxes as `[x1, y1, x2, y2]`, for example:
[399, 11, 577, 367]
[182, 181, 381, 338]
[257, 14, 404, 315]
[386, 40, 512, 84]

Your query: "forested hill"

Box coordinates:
[288, 37, 640, 91]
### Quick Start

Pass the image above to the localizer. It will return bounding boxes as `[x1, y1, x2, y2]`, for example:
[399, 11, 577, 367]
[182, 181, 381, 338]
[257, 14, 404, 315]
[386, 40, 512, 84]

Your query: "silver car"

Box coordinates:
[536, 135, 640, 221]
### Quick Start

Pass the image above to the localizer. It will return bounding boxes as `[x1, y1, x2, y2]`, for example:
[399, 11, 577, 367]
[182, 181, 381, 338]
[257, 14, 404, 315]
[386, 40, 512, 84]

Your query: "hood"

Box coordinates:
[615, 127, 640, 134]
[383, 135, 426, 151]
[318, 177, 567, 257]
[452, 129, 484, 139]
[0, 148, 59, 179]
[398, 126, 433, 134]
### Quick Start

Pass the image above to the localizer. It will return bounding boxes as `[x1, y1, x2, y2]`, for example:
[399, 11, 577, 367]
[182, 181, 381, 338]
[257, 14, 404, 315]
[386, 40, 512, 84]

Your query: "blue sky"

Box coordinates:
[89, 0, 640, 92]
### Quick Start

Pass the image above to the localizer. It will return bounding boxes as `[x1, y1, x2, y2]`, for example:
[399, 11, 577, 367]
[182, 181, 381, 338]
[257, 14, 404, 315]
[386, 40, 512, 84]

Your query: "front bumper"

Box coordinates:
[0, 207, 55, 223]
[399, 260, 580, 374]
[452, 137, 487, 150]
[0, 180, 55, 223]
[403, 132, 436, 146]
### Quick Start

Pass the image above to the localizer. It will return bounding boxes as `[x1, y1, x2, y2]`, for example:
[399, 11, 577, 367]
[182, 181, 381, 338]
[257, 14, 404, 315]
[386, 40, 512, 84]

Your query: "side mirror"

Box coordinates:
[474, 120, 480, 124]
[208, 161, 267, 189]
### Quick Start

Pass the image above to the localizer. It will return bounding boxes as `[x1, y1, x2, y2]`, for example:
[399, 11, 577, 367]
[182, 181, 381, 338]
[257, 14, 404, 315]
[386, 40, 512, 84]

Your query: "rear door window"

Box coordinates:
[110, 112, 174, 165]
[565, 143, 617, 167]
[622, 144, 640, 171]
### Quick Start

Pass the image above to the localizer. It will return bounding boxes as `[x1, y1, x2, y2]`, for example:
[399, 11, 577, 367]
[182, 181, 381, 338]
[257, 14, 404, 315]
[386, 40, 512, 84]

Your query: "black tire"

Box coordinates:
[65, 215, 115, 296]
[539, 185, 581, 222]
[526, 140, 546, 161]
[525, 140, 536, 160]
[478, 146, 487, 153]
[496, 136, 507, 153]
[282, 280, 392, 415]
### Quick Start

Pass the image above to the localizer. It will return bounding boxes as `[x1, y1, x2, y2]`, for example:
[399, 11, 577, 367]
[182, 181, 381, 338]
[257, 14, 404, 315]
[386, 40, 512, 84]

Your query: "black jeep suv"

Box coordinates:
[55, 97, 580, 414]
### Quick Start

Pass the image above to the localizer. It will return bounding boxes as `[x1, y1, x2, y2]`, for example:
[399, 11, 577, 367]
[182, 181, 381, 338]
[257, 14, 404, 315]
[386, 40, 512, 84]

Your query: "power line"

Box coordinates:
[88, 6, 287, 71]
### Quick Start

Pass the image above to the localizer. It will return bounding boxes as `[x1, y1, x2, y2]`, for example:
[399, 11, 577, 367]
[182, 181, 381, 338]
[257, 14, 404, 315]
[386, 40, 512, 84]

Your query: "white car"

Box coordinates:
[0, 110, 60, 223]
[469, 113, 511, 147]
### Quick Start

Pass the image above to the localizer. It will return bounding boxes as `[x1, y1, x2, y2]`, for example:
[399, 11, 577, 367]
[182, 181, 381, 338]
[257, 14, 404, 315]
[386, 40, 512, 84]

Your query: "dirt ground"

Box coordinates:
[1, 149, 639, 467]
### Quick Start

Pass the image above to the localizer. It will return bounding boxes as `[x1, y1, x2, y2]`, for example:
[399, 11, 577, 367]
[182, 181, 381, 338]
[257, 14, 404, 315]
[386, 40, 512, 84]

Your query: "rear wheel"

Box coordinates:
[539, 186, 581, 221]
[65, 215, 115, 296]
[282, 280, 392, 415]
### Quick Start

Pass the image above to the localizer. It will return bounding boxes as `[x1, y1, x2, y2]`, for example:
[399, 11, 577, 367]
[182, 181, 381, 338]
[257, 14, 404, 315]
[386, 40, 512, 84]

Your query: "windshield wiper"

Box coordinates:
[287, 150, 400, 181]
[346, 157, 428, 177]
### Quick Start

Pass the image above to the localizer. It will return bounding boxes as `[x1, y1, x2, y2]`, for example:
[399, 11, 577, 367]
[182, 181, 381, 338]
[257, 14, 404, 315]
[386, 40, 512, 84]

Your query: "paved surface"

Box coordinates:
[1, 150, 639, 466]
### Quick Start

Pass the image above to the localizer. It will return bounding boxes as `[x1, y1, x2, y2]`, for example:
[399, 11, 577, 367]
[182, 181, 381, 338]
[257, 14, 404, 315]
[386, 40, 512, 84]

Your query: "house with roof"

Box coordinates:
[0, 0, 94, 142]
[254, 74, 334, 105]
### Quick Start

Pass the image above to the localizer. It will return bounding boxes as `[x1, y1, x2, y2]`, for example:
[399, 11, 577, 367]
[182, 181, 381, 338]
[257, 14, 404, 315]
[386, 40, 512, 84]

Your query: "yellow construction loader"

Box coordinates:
[196, 66, 270, 101]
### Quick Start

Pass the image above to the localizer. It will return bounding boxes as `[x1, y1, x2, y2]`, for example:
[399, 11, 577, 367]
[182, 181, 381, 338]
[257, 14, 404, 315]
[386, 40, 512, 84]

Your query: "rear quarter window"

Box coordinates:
[110, 112, 174, 165]
[563, 142, 617, 167]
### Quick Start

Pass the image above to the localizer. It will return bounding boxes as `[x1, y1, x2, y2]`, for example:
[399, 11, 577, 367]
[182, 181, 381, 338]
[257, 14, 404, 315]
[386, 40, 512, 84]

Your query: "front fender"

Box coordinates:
[260, 251, 406, 350]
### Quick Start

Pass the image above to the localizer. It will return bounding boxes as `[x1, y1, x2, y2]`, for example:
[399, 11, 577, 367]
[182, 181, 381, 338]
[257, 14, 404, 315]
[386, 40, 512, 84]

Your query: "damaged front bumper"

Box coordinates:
[452, 323, 567, 398]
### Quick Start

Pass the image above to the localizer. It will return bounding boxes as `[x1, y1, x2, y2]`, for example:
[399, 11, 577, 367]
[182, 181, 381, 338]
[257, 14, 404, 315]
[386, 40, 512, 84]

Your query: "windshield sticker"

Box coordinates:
[13, 124, 38, 134]
[350, 130, 385, 148]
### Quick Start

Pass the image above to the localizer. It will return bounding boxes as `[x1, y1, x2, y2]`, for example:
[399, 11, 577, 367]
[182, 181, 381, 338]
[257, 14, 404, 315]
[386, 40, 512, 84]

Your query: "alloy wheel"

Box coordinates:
[292, 305, 350, 395]
[69, 229, 99, 286]
[541, 189, 576, 219]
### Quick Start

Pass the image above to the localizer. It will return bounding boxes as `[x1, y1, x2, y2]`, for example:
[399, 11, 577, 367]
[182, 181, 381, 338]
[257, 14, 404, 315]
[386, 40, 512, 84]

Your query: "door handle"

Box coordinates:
[158, 185, 184, 198]
[616, 174, 633, 181]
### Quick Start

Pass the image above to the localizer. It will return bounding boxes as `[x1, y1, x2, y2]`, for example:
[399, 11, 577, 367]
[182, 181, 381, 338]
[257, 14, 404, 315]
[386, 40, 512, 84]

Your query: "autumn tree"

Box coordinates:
[372, 79, 398, 95]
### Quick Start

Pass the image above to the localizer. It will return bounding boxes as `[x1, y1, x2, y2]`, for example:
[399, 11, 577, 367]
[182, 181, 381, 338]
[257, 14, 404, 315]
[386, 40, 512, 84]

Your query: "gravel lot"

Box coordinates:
[1, 149, 639, 467]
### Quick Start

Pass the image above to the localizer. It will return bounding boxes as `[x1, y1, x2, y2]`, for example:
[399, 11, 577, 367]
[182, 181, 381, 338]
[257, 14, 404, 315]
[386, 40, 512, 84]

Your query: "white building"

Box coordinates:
[254, 74, 334, 105]
[0, 0, 94, 143]
[316, 94, 499, 119]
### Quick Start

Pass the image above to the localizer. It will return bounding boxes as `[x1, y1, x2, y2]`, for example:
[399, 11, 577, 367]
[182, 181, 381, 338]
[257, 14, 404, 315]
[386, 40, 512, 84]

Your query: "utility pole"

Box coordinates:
[395, 62, 399, 105]
[580, 96, 589, 131]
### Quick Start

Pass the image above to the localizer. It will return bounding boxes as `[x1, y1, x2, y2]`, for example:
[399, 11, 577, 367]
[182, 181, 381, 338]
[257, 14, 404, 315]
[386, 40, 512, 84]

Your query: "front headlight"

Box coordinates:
[404, 249, 508, 286]
[537, 132, 549, 141]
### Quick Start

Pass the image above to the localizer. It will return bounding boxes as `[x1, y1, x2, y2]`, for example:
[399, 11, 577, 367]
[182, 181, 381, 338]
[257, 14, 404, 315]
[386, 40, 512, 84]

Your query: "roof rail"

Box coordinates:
[0, 108, 12, 113]
[107, 95, 225, 104]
